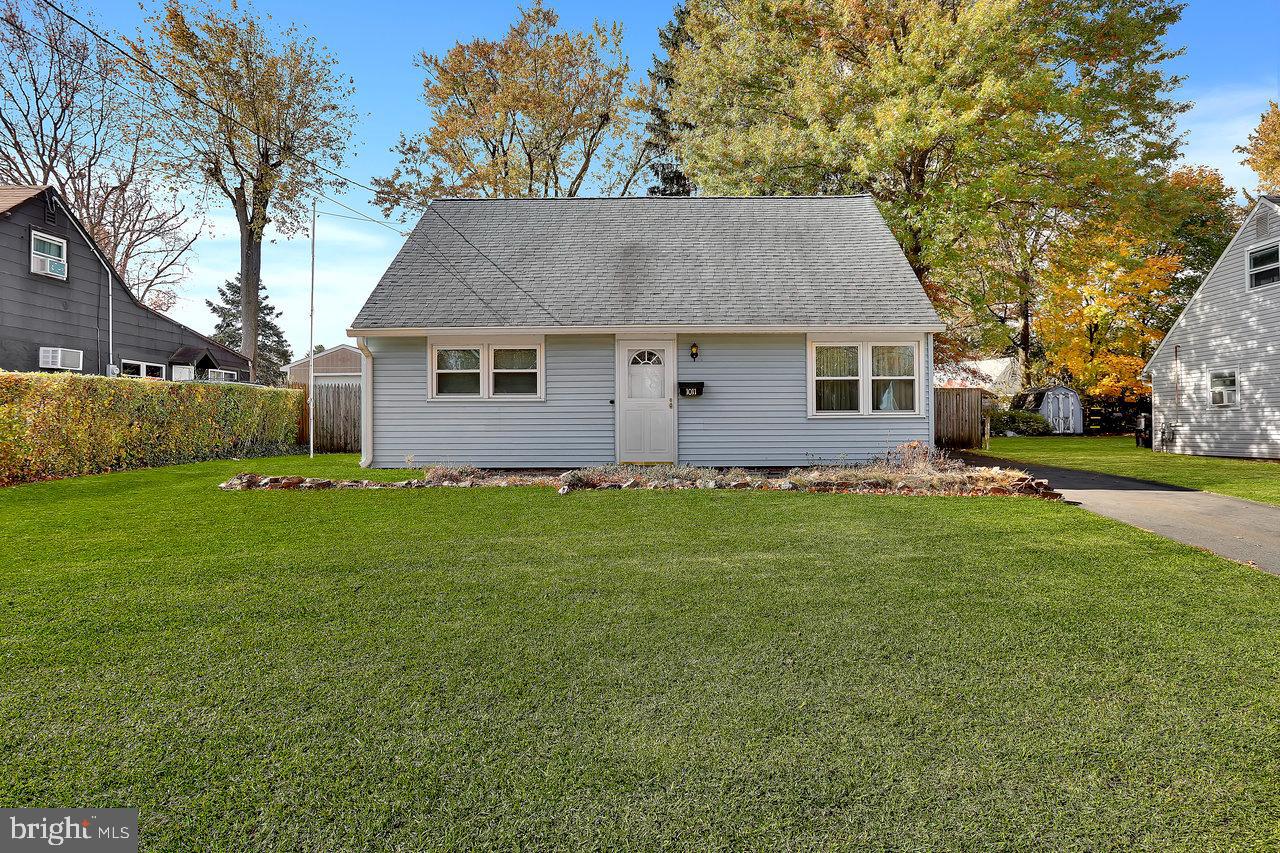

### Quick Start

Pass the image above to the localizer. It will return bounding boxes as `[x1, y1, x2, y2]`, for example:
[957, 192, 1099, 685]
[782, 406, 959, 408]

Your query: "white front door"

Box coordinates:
[616, 339, 676, 463]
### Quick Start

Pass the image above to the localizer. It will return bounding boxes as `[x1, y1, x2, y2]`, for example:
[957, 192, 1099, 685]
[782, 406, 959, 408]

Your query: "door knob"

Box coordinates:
[668, 398, 673, 409]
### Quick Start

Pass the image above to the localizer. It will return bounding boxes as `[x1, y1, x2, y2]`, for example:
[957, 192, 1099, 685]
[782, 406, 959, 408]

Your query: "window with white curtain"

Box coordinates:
[871, 345, 917, 412]
[808, 339, 920, 417]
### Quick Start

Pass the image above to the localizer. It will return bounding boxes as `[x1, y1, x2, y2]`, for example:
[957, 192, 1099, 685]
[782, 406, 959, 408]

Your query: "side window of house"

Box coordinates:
[207, 369, 237, 382]
[813, 345, 859, 412]
[1209, 369, 1238, 408]
[1248, 244, 1279, 289]
[121, 360, 165, 380]
[871, 345, 916, 412]
[171, 365, 196, 382]
[31, 231, 68, 279]
[430, 343, 543, 399]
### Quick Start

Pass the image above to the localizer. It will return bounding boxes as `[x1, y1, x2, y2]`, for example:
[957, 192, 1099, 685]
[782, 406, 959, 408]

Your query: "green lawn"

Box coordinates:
[3, 455, 1280, 850]
[976, 436, 1280, 506]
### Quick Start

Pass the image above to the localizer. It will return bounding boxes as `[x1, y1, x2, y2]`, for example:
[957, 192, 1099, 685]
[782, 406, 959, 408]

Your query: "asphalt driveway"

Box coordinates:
[966, 455, 1280, 576]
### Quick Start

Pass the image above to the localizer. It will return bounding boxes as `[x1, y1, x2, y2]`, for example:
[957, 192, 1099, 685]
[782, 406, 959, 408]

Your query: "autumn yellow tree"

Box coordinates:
[374, 1, 648, 212]
[1037, 232, 1180, 400]
[1238, 102, 1280, 195]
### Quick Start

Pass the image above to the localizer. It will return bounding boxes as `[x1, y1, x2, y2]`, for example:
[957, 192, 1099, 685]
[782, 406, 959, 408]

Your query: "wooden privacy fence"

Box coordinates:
[294, 381, 361, 452]
[934, 387, 987, 449]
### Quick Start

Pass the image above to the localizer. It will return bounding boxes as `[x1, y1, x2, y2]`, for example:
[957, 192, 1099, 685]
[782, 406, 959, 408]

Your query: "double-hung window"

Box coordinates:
[871, 345, 917, 412]
[430, 340, 543, 400]
[1209, 368, 1238, 408]
[809, 339, 920, 417]
[813, 345, 860, 412]
[31, 230, 67, 279]
[1249, 244, 1279, 289]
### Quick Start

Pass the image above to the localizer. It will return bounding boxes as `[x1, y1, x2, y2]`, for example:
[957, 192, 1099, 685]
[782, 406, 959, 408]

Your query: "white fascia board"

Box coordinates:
[347, 322, 947, 337]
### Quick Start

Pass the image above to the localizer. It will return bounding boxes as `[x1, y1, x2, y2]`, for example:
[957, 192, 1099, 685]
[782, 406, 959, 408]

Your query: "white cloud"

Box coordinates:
[1177, 83, 1274, 195]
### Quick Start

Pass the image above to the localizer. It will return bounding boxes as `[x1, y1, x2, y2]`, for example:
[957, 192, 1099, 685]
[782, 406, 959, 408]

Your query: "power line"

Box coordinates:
[35, 0, 562, 325]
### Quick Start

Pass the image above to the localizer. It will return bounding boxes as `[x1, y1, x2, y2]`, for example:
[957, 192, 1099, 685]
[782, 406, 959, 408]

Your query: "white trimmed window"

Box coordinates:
[1249, 244, 1279, 289]
[871, 344, 917, 412]
[429, 340, 543, 400]
[808, 339, 921, 417]
[121, 359, 164, 380]
[31, 230, 67, 279]
[171, 365, 196, 381]
[1209, 368, 1238, 408]
[813, 345, 860, 413]
[206, 369, 237, 382]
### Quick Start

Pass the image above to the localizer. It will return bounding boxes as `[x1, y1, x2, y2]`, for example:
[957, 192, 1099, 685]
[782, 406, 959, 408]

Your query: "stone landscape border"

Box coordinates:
[219, 470, 1063, 499]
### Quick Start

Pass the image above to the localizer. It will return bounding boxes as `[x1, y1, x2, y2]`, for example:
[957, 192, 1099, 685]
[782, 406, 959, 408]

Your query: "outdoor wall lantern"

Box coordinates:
[690, 342, 700, 361]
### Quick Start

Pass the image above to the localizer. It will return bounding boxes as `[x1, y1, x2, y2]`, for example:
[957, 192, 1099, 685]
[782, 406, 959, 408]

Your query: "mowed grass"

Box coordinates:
[977, 436, 1280, 506]
[2, 455, 1280, 850]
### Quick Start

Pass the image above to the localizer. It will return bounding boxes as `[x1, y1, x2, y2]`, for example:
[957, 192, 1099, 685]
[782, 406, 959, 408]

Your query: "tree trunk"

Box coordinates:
[239, 224, 262, 383]
[1016, 287, 1033, 389]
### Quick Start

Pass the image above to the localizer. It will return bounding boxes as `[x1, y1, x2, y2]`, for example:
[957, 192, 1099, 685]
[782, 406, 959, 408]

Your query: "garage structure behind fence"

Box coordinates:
[294, 381, 361, 452]
[934, 387, 987, 449]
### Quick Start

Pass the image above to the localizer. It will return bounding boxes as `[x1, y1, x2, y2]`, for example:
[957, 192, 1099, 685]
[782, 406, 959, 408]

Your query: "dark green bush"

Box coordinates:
[0, 372, 302, 485]
[990, 409, 1053, 436]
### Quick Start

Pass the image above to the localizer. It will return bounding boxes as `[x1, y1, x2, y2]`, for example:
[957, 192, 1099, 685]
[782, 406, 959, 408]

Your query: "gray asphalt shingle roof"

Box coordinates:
[351, 196, 941, 330]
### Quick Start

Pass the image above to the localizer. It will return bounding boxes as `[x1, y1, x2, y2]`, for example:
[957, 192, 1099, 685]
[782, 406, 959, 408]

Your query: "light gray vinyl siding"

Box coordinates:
[1147, 200, 1280, 459]
[367, 332, 934, 468]
[675, 334, 931, 466]
[367, 334, 616, 467]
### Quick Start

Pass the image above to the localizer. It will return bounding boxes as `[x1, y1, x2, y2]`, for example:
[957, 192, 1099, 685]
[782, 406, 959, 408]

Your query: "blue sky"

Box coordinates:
[89, 0, 1280, 357]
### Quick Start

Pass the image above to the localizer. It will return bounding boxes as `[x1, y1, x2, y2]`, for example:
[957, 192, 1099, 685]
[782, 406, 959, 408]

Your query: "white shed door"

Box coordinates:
[617, 341, 675, 463]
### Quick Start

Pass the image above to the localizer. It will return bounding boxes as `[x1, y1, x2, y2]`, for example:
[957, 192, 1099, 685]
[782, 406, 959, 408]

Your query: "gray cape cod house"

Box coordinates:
[348, 196, 943, 468]
[1143, 193, 1280, 459]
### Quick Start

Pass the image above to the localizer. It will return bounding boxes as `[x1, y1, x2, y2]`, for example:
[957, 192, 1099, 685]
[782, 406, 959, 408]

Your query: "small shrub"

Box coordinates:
[422, 464, 483, 484]
[990, 409, 1053, 436]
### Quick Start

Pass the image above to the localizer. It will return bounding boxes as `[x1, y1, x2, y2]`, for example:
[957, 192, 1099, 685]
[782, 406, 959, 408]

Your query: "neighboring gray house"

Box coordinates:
[1143, 194, 1280, 459]
[347, 197, 943, 468]
[0, 185, 249, 381]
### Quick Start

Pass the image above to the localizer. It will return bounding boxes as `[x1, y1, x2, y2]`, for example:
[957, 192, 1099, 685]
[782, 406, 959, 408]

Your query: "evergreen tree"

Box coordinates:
[206, 276, 293, 385]
[644, 4, 695, 196]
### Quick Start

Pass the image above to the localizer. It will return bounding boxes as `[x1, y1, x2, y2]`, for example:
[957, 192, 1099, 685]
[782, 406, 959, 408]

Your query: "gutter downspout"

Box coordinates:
[356, 336, 374, 467]
[58, 198, 114, 371]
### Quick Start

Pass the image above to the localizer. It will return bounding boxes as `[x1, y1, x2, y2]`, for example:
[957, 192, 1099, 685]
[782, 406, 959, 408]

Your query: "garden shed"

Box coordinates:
[1012, 385, 1083, 434]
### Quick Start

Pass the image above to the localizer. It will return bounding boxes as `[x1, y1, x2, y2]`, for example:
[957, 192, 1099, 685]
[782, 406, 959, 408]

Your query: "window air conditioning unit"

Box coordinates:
[32, 255, 67, 279]
[39, 346, 83, 371]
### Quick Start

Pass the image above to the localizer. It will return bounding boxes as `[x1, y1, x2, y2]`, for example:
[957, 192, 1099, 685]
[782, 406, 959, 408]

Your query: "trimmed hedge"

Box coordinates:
[0, 372, 303, 486]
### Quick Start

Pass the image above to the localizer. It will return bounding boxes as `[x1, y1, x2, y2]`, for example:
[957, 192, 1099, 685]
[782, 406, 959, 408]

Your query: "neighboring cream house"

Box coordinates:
[1143, 194, 1280, 458]
[286, 344, 362, 386]
[347, 197, 944, 468]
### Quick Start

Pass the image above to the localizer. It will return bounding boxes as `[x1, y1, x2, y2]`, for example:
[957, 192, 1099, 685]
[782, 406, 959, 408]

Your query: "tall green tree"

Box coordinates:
[642, 3, 695, 196]
[129, 0, 355, 379]
[206, 276, 293, 386]
[666, 0, 1187, 375]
